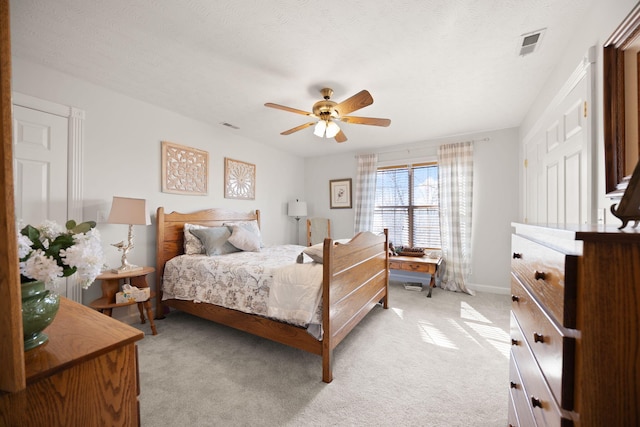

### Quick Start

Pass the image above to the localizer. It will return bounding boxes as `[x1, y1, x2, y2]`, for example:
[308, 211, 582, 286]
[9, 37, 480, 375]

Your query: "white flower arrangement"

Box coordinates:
[17, 219, 106, 289]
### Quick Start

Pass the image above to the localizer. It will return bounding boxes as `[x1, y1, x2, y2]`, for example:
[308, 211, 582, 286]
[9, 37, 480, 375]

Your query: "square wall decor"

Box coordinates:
[224, 157, 256, 200]
[161, 141, 208, 195]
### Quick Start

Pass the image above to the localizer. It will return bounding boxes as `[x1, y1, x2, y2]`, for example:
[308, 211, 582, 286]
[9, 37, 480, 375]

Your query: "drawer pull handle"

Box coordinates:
[511, 338, 519, 346]
[510, 381, 517, 389]
[534, 271, 546, 280]
[533, 333, 545, 343]
[531, 396, 543, 408]
[511, 295, 519, 302]
[512, 252, 522, 259]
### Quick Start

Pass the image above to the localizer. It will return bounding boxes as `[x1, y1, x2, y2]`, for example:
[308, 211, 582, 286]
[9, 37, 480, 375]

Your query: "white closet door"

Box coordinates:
[13, 105, 68, 226]
[523, 50, 595, 226]
[13, 105, 69, 293]
[542, 76, 589, 225]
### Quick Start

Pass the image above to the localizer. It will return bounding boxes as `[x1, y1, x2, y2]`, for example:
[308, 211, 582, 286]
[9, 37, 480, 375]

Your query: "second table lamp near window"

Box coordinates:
[107, 196, 151, 274]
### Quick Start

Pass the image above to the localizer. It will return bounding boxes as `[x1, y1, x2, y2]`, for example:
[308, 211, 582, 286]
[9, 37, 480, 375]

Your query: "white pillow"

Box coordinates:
[299, 238, 352, 263]
[302, 243, 324, 263]
[223, 220, 263, 247]
[184, 223, 209, 255]
[227, 225, 261, 252]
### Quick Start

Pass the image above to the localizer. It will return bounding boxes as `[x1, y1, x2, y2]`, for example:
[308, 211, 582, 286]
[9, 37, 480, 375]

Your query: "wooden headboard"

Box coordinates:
[155, 207, 260, 304]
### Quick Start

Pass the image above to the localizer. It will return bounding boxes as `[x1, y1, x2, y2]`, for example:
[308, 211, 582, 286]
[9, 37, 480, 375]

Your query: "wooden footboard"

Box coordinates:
[155, 207, 389, 383]
[321, 230, 389, 382]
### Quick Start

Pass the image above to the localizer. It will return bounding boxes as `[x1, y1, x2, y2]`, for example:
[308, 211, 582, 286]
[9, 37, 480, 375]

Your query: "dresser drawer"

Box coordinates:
[510, 313, 573, 427]
[509, 351, 535, 427]
[511, 276, 575, 410]
[388, 259, 436, 274]
[511, 234, 577, 328]
[508, 390, 518, 427]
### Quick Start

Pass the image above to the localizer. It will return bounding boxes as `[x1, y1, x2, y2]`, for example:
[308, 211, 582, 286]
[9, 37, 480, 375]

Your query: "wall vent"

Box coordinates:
[220, 122, 240, 129]
[519, 28, 546, 56]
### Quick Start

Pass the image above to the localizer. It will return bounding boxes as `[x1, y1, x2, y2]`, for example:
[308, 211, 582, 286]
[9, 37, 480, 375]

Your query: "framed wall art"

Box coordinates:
[161, 141, 208, 195]
[330, 178, 352, 209]
[224, 157, 256, 200]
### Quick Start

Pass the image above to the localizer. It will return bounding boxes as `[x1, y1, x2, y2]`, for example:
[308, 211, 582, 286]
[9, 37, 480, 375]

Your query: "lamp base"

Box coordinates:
[111, 264, 143, 274]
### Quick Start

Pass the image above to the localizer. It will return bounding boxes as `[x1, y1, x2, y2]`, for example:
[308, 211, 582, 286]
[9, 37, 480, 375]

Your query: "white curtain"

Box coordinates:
[353, 153, 378, 233]
[438, 141, 474, 295]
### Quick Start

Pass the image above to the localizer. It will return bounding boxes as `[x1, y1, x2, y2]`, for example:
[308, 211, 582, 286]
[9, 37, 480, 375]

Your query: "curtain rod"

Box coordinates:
[357, 137, 490, 157]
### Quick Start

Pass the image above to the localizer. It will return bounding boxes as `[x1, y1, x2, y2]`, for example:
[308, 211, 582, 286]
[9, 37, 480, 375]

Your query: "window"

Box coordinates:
[372, 162, 440, 248]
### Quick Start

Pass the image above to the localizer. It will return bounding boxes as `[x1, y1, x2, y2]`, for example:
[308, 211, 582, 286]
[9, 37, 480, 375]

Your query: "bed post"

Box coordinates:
[321, 237, 333, 383]
[383, 228, 389, 309]
[155, 207, 165, 319]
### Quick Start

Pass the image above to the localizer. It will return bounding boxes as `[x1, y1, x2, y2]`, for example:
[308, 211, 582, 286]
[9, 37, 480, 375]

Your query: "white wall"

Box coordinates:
[520, 0, 639, 223]
[304, 128, 520, 294]
[11, 58, 305, 308]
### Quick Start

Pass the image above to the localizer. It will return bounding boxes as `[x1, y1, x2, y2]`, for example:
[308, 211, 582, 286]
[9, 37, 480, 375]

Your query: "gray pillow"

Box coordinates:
[184, 223, 208, 254]
[190, 226, 240, 256]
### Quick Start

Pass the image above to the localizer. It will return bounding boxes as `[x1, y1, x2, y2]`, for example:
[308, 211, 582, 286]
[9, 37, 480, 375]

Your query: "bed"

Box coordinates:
[155, 207, 389, 383]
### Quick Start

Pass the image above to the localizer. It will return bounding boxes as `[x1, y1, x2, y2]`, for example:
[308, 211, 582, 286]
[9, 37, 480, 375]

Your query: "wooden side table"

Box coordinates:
[89, 266, 157, 335]
[388, 255, 442, 297]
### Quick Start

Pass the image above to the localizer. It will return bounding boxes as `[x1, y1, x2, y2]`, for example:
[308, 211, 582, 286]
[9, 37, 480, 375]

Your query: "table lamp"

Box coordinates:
[107, 196, 151, 274]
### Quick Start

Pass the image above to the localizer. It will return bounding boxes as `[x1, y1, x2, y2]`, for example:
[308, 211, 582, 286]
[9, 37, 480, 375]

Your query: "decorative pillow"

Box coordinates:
[223, 220, 263, 247]
[302, 243, 324, 263]
[190, 226, 240, 256]
[227, 225, 261, 252]
[184, 223, 209, 255]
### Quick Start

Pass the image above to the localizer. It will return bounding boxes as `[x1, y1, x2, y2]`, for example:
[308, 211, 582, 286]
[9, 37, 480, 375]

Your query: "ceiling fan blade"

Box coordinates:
[265, 102, 314, 116]
[334, 90, 374, 116]
[334, 130, 347, 143]
[340, 116, 391, 127]
[281, 122, 316, 135]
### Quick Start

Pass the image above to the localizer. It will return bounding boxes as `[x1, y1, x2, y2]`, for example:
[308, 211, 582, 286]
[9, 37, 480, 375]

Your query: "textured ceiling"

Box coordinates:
[10, 0, 596, 158]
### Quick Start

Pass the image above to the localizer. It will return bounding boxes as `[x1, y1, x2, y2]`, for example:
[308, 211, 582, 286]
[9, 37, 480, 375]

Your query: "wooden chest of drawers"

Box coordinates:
[509, 223, 640, 426]
[0, 298, 144, 426]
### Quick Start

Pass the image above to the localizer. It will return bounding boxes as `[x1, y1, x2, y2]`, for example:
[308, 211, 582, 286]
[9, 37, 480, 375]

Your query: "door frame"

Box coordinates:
[12, 92, 85, 302]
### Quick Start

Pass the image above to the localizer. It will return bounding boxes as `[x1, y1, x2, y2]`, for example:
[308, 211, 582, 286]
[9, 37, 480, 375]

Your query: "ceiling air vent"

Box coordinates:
[519, 28, 546, 56]
[220, 122, 240, 130]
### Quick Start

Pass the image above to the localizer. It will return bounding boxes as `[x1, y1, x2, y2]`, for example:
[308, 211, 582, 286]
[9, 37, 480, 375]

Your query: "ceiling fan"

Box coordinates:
[264, 88, 391, 143]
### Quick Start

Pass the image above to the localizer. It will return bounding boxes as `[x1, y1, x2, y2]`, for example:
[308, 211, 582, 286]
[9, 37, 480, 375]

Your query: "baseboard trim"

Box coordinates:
[391, 271, 509, 295]
[466, 282, 510, 295]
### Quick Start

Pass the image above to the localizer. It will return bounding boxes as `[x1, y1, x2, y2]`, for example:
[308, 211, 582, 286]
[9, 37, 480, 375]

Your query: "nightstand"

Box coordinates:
[388, 255, 442, 297]
[89, 266, 157, 335]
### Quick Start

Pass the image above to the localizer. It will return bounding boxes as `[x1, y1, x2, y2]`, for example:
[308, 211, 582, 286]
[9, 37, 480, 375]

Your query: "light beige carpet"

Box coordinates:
[135, 281, 510, 426]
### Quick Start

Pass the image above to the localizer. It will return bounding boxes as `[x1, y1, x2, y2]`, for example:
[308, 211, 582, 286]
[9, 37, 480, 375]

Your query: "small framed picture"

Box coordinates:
[330, 178, 352, 209]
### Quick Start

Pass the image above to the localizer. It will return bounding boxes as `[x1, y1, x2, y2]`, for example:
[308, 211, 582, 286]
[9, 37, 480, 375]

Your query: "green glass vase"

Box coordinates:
[21, 281, 60, 351]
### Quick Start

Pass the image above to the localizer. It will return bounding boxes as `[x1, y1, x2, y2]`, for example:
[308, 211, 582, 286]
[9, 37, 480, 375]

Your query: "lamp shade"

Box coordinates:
[287, 200, 307, 218]
[313, 121, 327, 137]
[325, 121, 340, 138]
[107, 196, 151, 225]
[313, 120, 340, 138]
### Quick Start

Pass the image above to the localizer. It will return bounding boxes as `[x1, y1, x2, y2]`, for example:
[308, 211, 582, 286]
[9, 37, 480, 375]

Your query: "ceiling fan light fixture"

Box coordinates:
[314, 120, 327, 137]
[266, 87, 388, 143]
[325, 120, 340, 138]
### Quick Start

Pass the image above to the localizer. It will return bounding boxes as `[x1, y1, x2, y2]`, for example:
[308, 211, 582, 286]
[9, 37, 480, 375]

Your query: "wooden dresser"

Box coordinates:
[0, 297, 144, 426]
[508, 223, 640, 426]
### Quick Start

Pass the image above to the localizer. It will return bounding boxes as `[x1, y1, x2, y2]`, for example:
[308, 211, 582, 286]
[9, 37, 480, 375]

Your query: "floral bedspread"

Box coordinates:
[162, 244, 323, 332]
